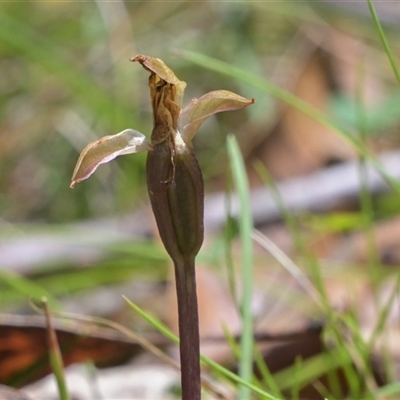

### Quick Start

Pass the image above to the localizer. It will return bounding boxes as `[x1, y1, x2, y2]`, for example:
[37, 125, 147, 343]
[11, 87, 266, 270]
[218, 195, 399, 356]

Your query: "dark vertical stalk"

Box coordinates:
[174, 257, 201, 400]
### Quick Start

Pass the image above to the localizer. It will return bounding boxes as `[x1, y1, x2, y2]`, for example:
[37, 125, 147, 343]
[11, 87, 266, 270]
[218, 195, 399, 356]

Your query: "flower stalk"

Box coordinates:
[70, 54, 254, 399]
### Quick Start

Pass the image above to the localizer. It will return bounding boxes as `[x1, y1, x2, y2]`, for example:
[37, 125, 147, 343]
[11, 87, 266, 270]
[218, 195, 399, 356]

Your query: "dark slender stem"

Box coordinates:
[174, 257, 201, 400]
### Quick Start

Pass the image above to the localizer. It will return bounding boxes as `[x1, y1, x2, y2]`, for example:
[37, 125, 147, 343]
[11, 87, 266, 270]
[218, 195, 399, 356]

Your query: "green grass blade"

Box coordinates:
[367, 0, 400, 85]
[123, 296, 281, 400]
[369, 273, 400, 347]
[340, 313, 377, 394]
[355, 61, 381, 284]
[0, 270, 62, 310]
[179, 50, 400, 195]
[253, 345, 283, 399]
[0, 248, 166, 311]
[224, 191, 240, 309]
[273, 348, 352, 393]
[179, 50, 355, 145]
[43, 298, 70, 400]
[227, 135, 254, 400]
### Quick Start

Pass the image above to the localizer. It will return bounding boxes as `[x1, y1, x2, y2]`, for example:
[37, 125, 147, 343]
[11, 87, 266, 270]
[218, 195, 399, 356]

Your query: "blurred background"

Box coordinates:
[1, 1, 400, 399]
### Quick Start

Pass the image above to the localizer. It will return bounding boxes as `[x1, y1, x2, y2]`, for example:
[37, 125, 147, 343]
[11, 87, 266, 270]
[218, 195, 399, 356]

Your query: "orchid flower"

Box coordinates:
[70, 55, 254, 400]
[70, 55, 254, 189]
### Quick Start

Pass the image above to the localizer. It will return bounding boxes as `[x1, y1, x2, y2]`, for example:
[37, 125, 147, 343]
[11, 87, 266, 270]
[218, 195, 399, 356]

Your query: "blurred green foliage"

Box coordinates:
[1, 0, 400, 304]
[0, 1, 266, 223]
[1, 1, 399, 224]
[1, 1, 400, 397]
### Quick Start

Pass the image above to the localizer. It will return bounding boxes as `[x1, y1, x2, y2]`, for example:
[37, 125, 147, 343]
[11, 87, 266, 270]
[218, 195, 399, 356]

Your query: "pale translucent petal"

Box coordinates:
[70, 129, 151, 188]
[180, 90, 255, 144]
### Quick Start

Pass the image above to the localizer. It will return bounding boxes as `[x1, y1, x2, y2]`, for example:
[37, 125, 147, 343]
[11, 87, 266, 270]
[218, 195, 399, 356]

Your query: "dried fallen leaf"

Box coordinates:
[0, 314, 148, 387]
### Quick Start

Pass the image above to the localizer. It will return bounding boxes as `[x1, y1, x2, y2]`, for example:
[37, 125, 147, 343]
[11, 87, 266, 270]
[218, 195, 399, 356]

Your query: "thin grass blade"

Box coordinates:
[227, 135, 254, 400]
